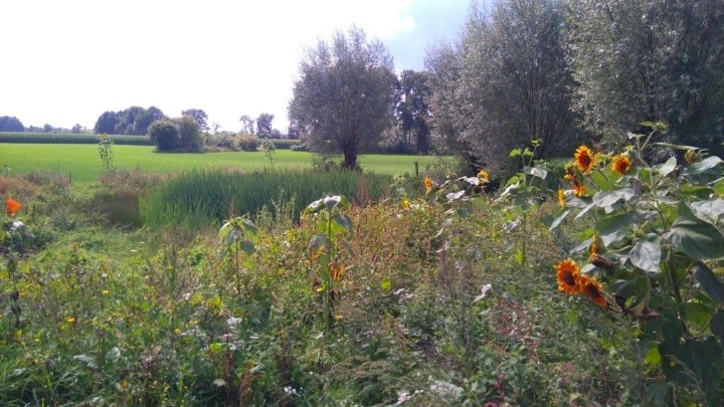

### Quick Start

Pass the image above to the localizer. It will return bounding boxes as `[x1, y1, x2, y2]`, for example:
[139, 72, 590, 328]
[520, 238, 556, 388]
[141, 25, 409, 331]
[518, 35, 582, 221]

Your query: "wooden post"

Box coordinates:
[414, 161, 419, 177]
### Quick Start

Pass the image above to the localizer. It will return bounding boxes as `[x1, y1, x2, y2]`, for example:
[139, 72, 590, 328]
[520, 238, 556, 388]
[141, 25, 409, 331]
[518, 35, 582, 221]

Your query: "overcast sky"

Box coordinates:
[1, 0, 469, 133]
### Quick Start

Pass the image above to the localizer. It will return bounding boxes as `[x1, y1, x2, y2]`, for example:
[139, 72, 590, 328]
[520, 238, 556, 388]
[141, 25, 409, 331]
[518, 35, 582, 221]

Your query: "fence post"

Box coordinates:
[414, 161, 419, 177]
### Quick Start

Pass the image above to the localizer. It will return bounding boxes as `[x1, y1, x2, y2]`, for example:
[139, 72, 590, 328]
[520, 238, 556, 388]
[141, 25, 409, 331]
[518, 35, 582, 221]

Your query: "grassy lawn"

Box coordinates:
[0, 144, 439, 184]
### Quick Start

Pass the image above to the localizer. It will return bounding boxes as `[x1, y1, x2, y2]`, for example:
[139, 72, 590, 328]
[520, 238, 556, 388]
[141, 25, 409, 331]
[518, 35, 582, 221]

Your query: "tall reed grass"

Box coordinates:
[140, 168, 392, 229]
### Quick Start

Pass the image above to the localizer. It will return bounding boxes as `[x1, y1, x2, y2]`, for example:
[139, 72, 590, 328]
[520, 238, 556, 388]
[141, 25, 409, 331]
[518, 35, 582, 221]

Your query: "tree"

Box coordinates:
[239, 115, 255, 135]
[71, 124, 83, 134]
[94, 106, 165, 135]
[175, 115, 203, 151]
[43, 124, 53, 133]
[182, 108, 209, 132]
[565, 0, 724, 150]
[0, 116, 25, 132]
[148, 120, 179, 152]
[427, 0, 580, 172]
[288, 26, 397, 170]
[256, 113, 275, 137]
[396, 70, 433, 153]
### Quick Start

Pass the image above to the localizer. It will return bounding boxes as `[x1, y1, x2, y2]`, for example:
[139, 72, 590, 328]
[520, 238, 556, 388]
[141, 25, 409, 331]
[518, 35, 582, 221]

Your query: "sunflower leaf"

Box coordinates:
[655, 157, 677, 177]
[694, 262, 724, 304]
[629, 235, 661, 274]
[547, 210, 569, 231]
[684, 156, 723, 176]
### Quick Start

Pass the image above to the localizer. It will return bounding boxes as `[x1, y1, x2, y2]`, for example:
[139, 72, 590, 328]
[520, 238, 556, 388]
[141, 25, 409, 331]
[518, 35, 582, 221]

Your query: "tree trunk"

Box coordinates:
[342, 149, 358, 170]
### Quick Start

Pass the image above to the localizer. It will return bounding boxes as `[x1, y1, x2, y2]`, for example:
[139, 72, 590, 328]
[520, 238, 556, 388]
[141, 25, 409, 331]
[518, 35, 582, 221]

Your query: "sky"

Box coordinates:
[1, 0, 469, 133]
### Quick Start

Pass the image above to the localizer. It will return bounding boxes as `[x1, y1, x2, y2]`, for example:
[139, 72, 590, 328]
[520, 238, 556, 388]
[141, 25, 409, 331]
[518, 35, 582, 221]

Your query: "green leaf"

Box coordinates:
[592, 189, 635, 209]
[629, 235, 661, 274]
[596, 213, 635, 247]
[240, 240, 255, 255]
[590, 171, 613, 192]
[694, 262, 724, 304]
[381, 278, 392, 292]
[645, 342, 661, 365]
[524, 165, 547, 180]
[304, 198, 325, 214]
[323, 195, 342, 210]
[655, 156, 677, 176]
[659, 336, 723, 398]
[691, 199, 724, 223]
[684, 156, 723, 176]
[711, 177, 724, 196]
[570, 237, 594, 255]
[333, 214, 353, 233]
[653, 142, 702, 151]
[446, 190, 465, 201]
[547, 210, 569, 231]
[680, 184, 713, 200]
[309, 234, 327, 251]
[710, 310, 724, 344]
[665, 202, 724, 260]
[509, 148, 522, 158]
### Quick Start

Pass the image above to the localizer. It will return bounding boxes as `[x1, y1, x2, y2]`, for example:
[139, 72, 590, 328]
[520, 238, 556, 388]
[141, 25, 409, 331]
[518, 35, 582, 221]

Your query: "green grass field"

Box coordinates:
[0, 144, 438, 184]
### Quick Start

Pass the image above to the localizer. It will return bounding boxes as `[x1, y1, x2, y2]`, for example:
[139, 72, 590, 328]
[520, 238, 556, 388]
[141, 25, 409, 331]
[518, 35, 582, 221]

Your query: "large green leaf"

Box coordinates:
[691, 199, 724, 223]
[597, 213, 636, 247]
[684, 156, 723, 176]
[592, 189, 635, 210]
[694, 262, 724, 304]
[546, 210, 569, 231]
[629, 235, 661, 274]
[524, 165, 547, 180]
[711, 310, 724, 344]
[659, 336, 723, 399]
[332, 214, 354, 234]
[655, 156, 677, 177]
[665, 203, 724, 260]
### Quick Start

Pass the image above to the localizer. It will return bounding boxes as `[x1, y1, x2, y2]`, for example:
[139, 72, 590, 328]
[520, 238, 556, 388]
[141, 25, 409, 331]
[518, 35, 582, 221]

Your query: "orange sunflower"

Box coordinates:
[574, 145, 595, 173]
[611, 155, 631, 176]
[557, 189, 566, 208]
[578, 275, 607, 307]
[555, 258, 581, 295]
[563, 165, 576, 181]
[573, 180, 587, 197]
[5, 197, 21, 218]
[424, 177, 433, 192]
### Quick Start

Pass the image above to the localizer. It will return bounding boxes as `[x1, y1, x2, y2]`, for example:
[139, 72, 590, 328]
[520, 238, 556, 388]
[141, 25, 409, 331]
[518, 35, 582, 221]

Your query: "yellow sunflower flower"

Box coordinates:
[329, 262, 345, 282]
[563, 165, 576, 181]
[573, 180, 587, 197]
[611, 155, 631, 176]
[477, 170, 489, 184]
[579, 275, 607, 307]
[574, 145, 595, 173]
[555, 259, 581, 295]
[557, 189, 566, 208]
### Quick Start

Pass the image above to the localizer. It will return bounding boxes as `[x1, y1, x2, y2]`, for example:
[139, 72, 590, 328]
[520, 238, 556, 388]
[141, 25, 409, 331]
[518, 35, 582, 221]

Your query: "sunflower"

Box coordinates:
[590, 239, 599, 256]
[573, 180, 587, 197]
[329, 262, 345, 282]
[684, 149, 700, 164]
[579, 275, 607, 307]
[611, 155, 631, 176]
[574, 145, 595, 173]
[423, 177, 433, 192]
[557, 189, 566, 208]
[477, 169, 490, 184]
[555, 258, 581, 295]
[401, 198, 410, 209]
[5, 197, 21, 218]
[563, 165, 576, 181]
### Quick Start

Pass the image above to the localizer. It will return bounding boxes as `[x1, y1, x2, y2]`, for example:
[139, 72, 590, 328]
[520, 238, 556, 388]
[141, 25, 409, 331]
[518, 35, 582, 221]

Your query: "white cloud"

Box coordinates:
[0, 0, 461, 133]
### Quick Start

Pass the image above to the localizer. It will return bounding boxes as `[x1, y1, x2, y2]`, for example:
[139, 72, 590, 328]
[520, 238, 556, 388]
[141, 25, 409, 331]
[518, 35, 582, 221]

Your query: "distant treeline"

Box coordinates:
[0, 132, 301, 149]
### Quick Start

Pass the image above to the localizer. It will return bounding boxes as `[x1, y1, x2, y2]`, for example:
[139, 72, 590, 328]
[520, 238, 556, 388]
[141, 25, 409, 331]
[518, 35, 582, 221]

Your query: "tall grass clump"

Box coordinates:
[141, 168, 392, 230]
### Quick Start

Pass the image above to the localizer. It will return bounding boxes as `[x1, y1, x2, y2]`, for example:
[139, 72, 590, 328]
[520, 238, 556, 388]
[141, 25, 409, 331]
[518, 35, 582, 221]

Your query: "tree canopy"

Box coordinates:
[288, 26, 397, 169]
[94, 106, 165, 135]
[182, 109, 209, 132]
[0, 116, 25, 132]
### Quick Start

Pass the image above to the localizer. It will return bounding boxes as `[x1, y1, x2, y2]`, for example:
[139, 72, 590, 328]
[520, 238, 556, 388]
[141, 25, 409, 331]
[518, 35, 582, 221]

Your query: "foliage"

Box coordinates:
[426, 0, 582, 174]
[182, 108, 209, 132]
[394, 70, 433, 154]
[94, 106, 165, 135]
[565, 0, 724, 151]
[174, 115, 204, 151]
[236, 134, 259, 152]
[147, 120, 179, 152]
[550, 123, 724, 404]
[255, 113, 275, 136]
[288, 25, 397, 170]
[0, 116, 25, 132]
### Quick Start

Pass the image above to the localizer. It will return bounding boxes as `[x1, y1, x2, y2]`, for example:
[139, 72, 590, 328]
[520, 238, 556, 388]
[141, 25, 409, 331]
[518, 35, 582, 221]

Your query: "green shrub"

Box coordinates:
[175, 116, 203, 151]
[236, 134, 259, 151]
[148, 120, 179, 152]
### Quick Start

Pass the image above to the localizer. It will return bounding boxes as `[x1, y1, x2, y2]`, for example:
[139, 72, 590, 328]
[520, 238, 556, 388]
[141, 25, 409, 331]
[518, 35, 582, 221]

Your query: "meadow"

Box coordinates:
[0, 144, 438, 184]
[1, 136, 723, 406]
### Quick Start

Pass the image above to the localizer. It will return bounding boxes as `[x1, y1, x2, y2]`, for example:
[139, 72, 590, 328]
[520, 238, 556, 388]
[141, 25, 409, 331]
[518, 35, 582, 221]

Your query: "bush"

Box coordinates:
[175, 116, 203, 151]
[236, 134, 259, 151]
[148, 120, 179, 152]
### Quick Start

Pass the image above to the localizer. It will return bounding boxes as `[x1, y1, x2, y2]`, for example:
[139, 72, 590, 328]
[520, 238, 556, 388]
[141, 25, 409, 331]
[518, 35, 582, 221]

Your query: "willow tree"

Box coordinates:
[288, 26, 396, 170]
